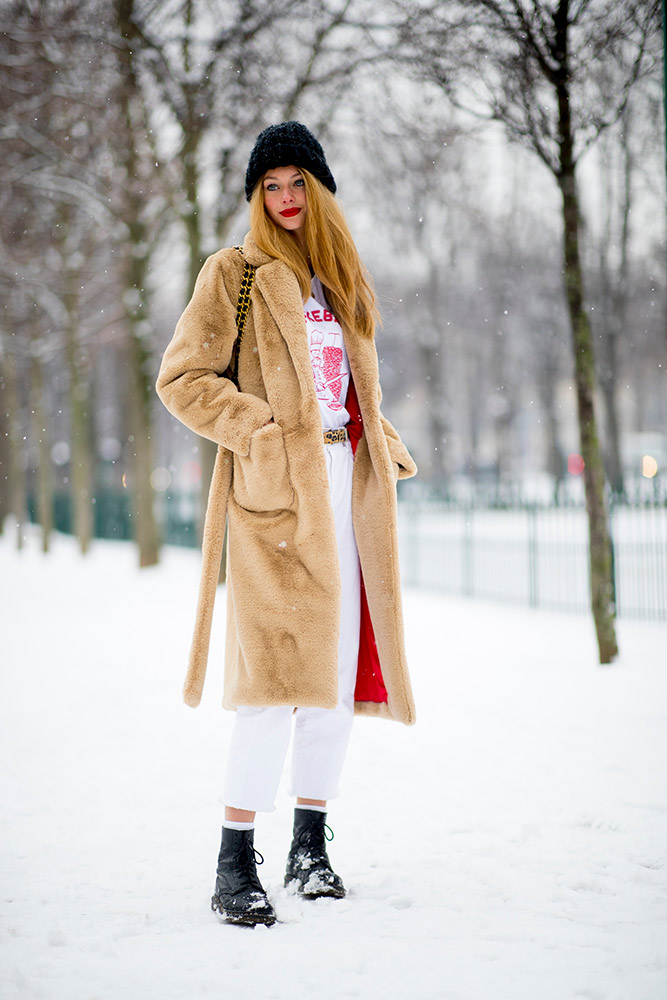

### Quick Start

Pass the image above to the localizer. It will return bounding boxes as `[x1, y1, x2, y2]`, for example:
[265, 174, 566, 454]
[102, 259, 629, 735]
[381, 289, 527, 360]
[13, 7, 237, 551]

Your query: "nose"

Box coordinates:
[281, 186, 294, 203]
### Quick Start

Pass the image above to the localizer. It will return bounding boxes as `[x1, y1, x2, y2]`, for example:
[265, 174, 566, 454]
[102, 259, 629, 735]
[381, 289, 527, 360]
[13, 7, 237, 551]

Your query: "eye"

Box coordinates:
[265, 182, 279, 191]
[294, 178, 304, 187]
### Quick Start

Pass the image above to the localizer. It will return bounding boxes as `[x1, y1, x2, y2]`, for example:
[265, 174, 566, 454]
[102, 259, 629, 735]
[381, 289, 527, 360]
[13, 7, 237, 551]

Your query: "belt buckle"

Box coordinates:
[323, 427, 347, 445]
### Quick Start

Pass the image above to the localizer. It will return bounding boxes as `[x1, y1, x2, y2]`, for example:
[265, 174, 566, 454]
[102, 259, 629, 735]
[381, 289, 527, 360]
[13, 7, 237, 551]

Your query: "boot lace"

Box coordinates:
[297, 823, 334, 850]
[226, 840, 266, 895]
[235, 839, 265, 867]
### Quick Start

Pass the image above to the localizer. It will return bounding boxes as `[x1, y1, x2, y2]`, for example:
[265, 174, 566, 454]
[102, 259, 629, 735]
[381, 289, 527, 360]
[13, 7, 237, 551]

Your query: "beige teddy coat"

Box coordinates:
[156, 234, 417, 725]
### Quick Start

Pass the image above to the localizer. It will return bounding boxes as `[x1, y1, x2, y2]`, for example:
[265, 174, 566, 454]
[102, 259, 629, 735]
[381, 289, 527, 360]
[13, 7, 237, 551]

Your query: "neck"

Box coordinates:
[291, 228, 308, 255]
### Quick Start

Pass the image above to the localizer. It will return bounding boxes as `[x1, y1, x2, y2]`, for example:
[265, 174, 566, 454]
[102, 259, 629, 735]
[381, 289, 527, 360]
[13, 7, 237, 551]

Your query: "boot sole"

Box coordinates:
[284, 875, 346, 900]
[211, 894, 277, 927]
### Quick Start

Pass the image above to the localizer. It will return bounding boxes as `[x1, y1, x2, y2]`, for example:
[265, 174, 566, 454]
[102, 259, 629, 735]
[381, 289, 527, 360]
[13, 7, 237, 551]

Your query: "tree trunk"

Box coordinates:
[0, 357, 10, 534]
[182, 132, 206, 298]
[421, 261, 449, 487]
[490, 304, 514, 487]
[116, 0, 160, 568]
[419, 338, 448, 486]
[539, 348, 566, 492]
[179, 123, 218, 554]
[598, 350, 624, 495]
[126, 308, 160, 568]
[29, 350, 54, 553]
[555, 50, 618, 662]
[596, 122, 630, 497]
[466, 352, 482, 483]
[2, 342, 27, 549]
[63, 268, 94, 555]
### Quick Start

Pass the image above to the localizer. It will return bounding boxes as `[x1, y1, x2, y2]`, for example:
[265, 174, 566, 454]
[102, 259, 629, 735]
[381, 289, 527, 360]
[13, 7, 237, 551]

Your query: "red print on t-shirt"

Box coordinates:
[322, 346, 344, 408]
[306, 298, 347, 412]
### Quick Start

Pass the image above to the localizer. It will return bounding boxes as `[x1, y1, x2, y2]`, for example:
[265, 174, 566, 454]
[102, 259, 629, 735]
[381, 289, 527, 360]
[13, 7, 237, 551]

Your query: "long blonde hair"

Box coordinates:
[249, 168, 379, 338]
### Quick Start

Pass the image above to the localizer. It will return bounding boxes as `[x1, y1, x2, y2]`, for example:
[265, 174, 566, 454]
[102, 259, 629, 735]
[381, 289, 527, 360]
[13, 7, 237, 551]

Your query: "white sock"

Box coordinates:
[222, 819, 255, 831]
[295, 803, 327, 814]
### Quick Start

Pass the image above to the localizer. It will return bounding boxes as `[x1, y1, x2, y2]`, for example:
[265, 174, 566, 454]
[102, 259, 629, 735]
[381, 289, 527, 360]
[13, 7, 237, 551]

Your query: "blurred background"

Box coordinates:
[1, 0, 665, 626]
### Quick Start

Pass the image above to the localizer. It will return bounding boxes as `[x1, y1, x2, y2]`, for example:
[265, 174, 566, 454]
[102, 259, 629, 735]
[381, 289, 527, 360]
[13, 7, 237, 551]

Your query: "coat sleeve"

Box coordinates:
[377, 385, 418, 481]
[155, 250, 273, 457]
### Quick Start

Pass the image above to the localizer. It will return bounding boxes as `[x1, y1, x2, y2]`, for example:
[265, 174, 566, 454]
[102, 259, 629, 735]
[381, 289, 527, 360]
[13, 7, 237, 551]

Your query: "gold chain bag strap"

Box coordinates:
[229, 246, 256, 386]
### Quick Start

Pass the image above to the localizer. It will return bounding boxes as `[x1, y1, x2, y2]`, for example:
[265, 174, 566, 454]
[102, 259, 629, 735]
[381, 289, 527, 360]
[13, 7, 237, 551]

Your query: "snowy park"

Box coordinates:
[2, 528, 666, 1000]
[3, 2, 666, 997]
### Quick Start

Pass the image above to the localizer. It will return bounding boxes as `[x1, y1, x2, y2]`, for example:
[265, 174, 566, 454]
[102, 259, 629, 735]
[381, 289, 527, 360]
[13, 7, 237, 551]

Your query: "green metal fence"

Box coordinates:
[28, 490, 133, 541]
[396, 490, 667, 622]
[28, 483, 667, 622]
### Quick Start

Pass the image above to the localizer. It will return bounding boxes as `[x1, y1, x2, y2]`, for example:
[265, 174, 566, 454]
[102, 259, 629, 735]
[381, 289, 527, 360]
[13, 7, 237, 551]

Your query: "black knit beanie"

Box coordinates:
[245, 121, 336, 201]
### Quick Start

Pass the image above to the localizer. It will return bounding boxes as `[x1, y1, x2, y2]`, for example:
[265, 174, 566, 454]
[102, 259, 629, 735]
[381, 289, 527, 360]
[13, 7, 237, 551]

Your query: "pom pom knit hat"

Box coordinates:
[245, 121, 336, 201]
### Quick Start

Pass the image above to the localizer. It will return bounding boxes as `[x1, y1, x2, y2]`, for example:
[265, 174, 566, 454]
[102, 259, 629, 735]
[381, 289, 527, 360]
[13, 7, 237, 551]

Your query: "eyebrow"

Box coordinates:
[263, 170, 302, 180]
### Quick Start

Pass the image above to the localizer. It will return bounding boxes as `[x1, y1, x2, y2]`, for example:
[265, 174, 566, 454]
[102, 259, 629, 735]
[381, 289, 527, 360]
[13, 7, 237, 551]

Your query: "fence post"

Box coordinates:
[528, 503, 538, 608]
[463, 504, 473, 597]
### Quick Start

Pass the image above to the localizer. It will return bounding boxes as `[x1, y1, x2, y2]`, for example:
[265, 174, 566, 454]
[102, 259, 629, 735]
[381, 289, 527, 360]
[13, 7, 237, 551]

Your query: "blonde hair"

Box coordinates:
[249, 168, 379, 338]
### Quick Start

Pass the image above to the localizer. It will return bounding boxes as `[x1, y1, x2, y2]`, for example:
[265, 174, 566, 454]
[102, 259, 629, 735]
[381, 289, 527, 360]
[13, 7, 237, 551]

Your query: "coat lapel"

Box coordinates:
[254, 262, 315, 394]
[342, 322, 381, 426]
[242, 234, 312, 398]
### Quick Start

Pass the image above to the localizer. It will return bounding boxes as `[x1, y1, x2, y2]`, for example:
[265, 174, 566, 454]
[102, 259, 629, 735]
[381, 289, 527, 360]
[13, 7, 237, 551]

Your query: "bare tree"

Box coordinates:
[0, 317, 28, 549]
[28, 339, 54, 552]
[0, 358, 9, 533]
[111, 0, 167, 567]
[592, 109, 633, 497]
[125, 0, 391, 550]
[390, 0, 661, 661]
[1, 0, 126, 555]
[2, 0, 662, 591]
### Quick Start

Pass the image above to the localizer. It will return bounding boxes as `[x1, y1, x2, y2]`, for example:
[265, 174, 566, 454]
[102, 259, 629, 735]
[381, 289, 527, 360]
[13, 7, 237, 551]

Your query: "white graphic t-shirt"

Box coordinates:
[305, 275, 350, 430]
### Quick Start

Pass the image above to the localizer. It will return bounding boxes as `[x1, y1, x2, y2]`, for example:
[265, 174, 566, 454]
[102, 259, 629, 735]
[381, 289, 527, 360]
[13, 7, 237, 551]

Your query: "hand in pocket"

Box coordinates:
[233, 423, 294, 512]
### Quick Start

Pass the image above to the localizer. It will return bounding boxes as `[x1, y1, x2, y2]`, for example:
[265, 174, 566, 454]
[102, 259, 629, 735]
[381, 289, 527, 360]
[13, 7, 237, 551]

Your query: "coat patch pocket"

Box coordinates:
[233, 423, 294, 513]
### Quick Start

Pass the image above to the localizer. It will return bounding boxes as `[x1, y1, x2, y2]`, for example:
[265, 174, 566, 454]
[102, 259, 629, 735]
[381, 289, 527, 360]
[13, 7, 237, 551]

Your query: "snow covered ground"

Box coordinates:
[2, 529, 666, 1000]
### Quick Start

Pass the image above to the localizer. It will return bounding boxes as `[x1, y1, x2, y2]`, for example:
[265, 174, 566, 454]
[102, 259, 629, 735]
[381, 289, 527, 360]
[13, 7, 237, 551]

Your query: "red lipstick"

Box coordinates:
[279, 207, 301, 217]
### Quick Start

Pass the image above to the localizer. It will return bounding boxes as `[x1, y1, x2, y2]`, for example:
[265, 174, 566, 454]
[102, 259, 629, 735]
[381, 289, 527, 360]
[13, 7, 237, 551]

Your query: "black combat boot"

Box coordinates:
[211, 826, 276, 927]
[284, 808, 346, 899]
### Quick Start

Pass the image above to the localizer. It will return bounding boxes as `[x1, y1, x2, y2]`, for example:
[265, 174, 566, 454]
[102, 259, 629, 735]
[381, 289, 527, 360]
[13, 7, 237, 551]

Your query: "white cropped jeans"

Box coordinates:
[222, 438, 361, 812]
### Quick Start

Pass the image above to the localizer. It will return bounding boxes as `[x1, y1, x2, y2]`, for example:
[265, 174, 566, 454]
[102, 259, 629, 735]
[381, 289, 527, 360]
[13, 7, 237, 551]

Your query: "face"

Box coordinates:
[262, 165, 307, 237]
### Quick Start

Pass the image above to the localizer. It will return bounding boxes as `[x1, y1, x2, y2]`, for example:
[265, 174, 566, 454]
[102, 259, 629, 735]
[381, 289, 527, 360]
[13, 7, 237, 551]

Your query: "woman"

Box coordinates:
[156, 121, 417, 927]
